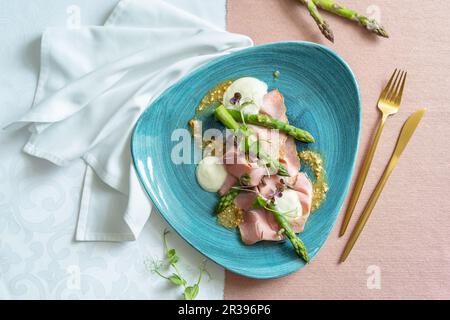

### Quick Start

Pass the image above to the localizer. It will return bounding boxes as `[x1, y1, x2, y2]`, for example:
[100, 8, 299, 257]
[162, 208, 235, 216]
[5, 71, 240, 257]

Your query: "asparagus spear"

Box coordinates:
[300, 0, 334, 42]
[214, 105, 290, 177]
[215, 185, 240, 214]
[254, 195, 310, 263]
[226, 109, 315, 144]
[297, 0, 388, 42]
[216, 172, 254, 214]
[313, 0, 389, 38]
[214, 104, 241, 131]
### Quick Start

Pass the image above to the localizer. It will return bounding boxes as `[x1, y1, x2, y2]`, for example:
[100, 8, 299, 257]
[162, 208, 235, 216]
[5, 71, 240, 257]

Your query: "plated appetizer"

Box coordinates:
[190, 77, 327, 262]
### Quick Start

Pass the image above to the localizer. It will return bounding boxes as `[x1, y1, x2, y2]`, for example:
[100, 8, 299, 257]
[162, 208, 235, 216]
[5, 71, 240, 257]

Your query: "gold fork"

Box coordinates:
[340, 108, 427, 262]
[339, 69, 407, 237]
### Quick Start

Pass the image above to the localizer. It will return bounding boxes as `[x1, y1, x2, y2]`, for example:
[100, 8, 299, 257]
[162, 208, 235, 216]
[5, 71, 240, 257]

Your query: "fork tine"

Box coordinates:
[380, 69, 398, 100]
[394, 72, 407, 105]
[389, 70, 405, 102]
[386, 70, 403, 102]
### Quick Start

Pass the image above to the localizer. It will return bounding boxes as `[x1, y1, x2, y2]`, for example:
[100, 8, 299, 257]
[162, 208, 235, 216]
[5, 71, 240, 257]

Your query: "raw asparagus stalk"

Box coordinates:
[302, 0, 334, 42]
[214, 104, 241, 131]
[297, 0, 388, 41]
[215, 185, 240, 214]
[313, 0, 389, 38]
[214, 105, 290, 177]
[226, 109, 315, 143]
[255, 195, 310, 262]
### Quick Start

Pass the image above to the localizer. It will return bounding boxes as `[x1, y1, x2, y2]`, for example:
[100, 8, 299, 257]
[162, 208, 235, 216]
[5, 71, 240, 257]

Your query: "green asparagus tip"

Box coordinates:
[305, 132, 315, 144]
[377, 27, 389, 38]
[277, 165, 291, 177]
[320, 22, 334, 43]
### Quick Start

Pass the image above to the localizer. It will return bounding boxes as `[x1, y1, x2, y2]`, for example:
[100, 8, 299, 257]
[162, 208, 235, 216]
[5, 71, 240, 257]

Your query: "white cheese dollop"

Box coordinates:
[274, 189, 302, 222]
[196, 156, 228, 192]
[223, 77, 268, 115]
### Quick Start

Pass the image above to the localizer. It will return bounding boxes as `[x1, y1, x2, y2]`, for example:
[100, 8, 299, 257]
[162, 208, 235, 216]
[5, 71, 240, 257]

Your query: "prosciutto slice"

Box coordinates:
[260, 89, 288, 122]
[218, 174, 237, 196]
[239, 209, 283, 245]
[290, 172, 313, 233]
[281, 136, 301, 177]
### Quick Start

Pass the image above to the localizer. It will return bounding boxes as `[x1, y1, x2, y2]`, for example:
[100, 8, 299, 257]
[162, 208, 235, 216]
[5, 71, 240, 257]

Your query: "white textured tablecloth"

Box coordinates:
[0, 0, 227, 300]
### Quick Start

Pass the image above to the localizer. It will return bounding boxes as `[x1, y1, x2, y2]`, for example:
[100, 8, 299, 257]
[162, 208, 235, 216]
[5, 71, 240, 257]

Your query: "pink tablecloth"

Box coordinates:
[225, 0, 450, 299]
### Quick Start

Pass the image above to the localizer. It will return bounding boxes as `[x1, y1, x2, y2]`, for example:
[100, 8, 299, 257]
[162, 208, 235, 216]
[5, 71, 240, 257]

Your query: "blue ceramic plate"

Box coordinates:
[131, 42, 360, 279]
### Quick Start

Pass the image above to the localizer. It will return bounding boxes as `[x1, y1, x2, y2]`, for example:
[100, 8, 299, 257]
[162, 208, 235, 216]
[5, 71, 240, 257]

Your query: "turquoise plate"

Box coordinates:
[131, 42, 361, 279]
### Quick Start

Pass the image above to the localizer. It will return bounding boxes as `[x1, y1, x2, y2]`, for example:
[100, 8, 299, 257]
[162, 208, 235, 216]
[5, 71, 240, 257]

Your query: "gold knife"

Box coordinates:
[340, 108, 427, 263]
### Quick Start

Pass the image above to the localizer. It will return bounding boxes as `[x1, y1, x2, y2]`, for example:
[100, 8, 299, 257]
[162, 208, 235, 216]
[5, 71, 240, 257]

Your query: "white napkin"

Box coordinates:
[6, 0, 253, 241]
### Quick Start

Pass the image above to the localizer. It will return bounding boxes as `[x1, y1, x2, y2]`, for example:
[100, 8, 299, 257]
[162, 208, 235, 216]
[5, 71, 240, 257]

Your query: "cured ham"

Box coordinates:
[260, 89, 288, 122]
[239, 209, 283, 245]
[218, 174, 237, 196]
[218, 89, 314, 245]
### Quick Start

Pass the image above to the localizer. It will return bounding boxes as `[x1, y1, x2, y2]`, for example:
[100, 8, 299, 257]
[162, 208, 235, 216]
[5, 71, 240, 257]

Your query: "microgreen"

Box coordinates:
[146, 229, 210, 300]
[238, 100, 255, 117]
[252, 195, 298, 218]
[231, 186, 259, 194]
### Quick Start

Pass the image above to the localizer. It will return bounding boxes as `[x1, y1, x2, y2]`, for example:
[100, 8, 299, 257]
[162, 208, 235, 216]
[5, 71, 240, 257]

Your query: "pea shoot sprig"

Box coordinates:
[146, 229, 210, 300]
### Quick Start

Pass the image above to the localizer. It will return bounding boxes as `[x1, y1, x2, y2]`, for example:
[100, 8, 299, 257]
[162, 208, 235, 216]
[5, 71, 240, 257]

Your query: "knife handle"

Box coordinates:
[340, 160, 396, 263]
[340, 115, 387, 237]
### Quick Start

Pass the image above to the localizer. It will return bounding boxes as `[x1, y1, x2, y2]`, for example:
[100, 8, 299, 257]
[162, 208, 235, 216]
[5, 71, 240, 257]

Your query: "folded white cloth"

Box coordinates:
[7, 0, 253, 241]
